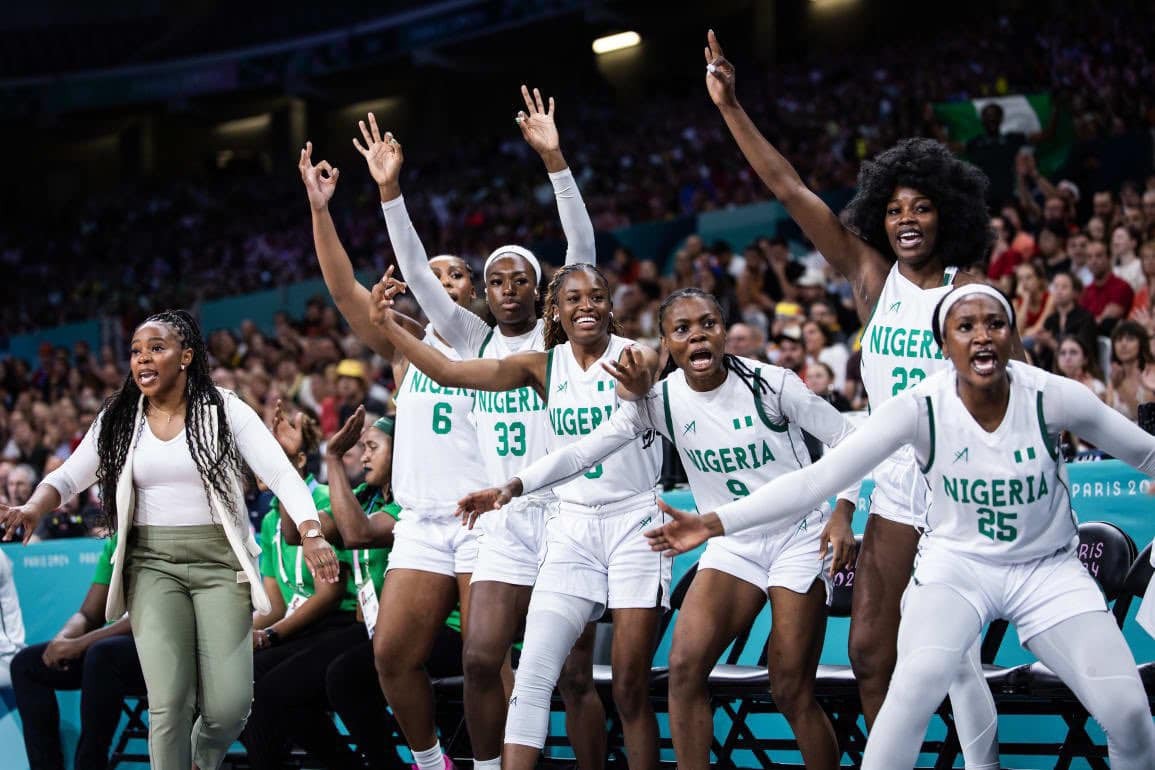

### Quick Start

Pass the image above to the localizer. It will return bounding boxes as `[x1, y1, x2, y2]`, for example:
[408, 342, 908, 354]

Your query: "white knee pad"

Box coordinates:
[503, 591, 598, 749]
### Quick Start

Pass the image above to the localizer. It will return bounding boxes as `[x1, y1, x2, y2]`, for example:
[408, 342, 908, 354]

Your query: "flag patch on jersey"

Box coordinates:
[1013, 447, 1037, 463]
[732, 415, 754, 430]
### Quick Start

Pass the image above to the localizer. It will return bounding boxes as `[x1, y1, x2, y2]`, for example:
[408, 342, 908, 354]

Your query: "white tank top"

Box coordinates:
[545, 335, 661, 507]
[859, 263, 958, 510]
[392, 326, 489, 516]
[660, 360, 816, 542]
[472, 320, 551, 497]
[919, 362, 1076, 562]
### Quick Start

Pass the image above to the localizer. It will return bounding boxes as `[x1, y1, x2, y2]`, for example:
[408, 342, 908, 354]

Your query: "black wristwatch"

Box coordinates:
[264, 627, 281, 646]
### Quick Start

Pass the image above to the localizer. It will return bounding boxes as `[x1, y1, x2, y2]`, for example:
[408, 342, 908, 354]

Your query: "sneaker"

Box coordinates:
[410, 757, 455, 770]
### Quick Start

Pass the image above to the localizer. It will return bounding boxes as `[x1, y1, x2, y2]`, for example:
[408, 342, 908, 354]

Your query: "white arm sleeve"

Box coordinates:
[1046, 375, 1155, 474]
[380, 196, 491, 356]
[40, 415, 102, 504]
[227, 396, 318, 528]
[717, 394, 918, 536]
[518, 398, 656, 494]
[775, 371, 863, 506]
[550, 168, 596, 266]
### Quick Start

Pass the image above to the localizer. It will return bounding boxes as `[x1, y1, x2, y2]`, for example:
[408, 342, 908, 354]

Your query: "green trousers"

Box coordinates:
[125, 524, 253, 770]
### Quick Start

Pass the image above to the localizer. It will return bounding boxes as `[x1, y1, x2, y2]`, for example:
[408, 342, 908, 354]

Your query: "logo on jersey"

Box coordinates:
[636, 515, 652, 532]
[731, 415, 754, 430]
[682, 421, 697, 436]
[1013, 447, 1037, 463]
[888, 301, 902, 314]
[953, 448, 969, 464]
[556, 381, 568, 393]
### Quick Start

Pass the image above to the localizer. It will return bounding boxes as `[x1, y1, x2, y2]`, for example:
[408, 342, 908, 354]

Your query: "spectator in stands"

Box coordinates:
[1037, 272, 1097, 369]
[1112, 225, 1144, 291]
[1013, 261, 1054, 350]
[1142, 190, 1155, 237]
[6, 464, 37, 509]
[805, 361, 852, 412]
[735, 245, 778, 335]
[772, 327, 806, 378]
[1107, 320, 1155, 423]
[1080, 239, 1134, 335]
[9, 534, 141, 770]
[986, 215, 1024, 295]
[966, 104, 1027, 208]
[1129, 241, 1155, 322]
[1067, 231, 1092, 286]
[1037, 225, 1070, 278]
[2, 415, 49, 476]
[1055, 335, 1107, 402]
[802, 320, 848, 391]
[0, 550, 24, 689]
[1093, 190, 1119, 229]
[1085, 215, 1108, 244]
[724, 322, 767, 362]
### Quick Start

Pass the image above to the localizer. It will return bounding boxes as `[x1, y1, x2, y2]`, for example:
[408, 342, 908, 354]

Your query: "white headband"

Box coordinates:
[936, 284, 1014, 334]
[485, 245, 541, 284]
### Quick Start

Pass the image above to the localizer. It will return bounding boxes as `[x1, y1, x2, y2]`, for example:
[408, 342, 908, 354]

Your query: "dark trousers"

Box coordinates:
[243, 614, 464, 770]
[11, 635, 145, 770]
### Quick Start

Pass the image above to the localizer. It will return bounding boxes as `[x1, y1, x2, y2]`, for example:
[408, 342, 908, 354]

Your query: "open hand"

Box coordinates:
[369, 271, 407, 332]
[352, 113, 403, 190]
[301, 533, 340, 584]
[271, 399, 306, 457]
[0, 501, 38, 544]
[517, 85, 560, 157]
[646, 498, 712, 556]
[327, 405, 366, 458]
[298, 142, 339, 211]
[601, 345, 653, 398]
[704, 29, 738, 109]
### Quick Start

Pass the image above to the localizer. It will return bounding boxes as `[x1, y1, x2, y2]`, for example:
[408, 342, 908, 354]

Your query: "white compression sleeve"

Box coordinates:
[775, 368, 863, 506]
[1026, 613, 1155, 769]
[504, 590, 599, 749]
[380, 196, 490, 356]
[550, 168, 596, 266]
[1045, 371, 1155, 473]
[861, 583, 986, 770]
[716, 393, 916, 536]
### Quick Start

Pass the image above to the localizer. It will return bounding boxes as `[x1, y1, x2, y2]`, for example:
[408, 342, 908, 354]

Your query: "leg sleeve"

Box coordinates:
[947, 638, 1000, 770]
[861, 583, 984, 770]
[1026, 612, 1155, 770]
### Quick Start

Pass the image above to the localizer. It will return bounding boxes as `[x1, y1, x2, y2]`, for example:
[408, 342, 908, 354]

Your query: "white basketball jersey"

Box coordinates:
[918, 362, 1076, 562]
[472, 321, 551, 491]
[546, 335, 662, 507]
[392, 326, 489, 516]
[659, 360, 817, 542]
[859, 263, 958, 512]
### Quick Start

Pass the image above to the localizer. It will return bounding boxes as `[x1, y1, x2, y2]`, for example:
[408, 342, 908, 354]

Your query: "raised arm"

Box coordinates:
[704, 30, 886, 307]
[323, 407, 395, 549]
[355, 116, 491, 356]
[775, 368, 863, 504]
[516, 85, 596, 265]
[370, 281, 546, 394]
[4, 416, 100, 541]
[299, 143, 422, 360]
[1049, 374, 1155, 474]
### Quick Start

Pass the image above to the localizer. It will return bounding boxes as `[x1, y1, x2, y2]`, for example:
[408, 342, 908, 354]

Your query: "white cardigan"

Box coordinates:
[42, 388, 318, 620]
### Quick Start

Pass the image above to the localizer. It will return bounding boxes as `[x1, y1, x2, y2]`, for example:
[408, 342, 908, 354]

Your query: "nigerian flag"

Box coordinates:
[934, 93, 1073, 177]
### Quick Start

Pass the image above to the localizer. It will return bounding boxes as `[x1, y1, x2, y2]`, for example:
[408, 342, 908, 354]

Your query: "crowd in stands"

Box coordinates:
[3, 4, 1153, 333]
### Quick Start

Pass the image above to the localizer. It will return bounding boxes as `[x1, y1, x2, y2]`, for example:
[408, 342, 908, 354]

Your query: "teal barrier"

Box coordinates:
[3, 465, 1152, 769]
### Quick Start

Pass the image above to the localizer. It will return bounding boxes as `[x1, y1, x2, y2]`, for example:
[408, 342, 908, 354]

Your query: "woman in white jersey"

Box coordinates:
[371, 263, 665, 770]
[648, 284, 1155, 769]
[702, 31, 1001, 765]
[299, 146, 489, 770]
[458, 288, 860, 770]
[352, 93, 605, 770]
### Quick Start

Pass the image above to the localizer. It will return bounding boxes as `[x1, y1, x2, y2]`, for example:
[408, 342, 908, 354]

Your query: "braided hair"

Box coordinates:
[656, 288, 773, 403]
[542, 264, 622, 349]
[96, 310, 245, 531]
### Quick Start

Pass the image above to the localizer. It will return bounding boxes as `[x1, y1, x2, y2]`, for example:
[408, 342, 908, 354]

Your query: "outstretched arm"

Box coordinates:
[518, 401, 651, 493]
[516, 85, 595, 265]
[355, 116, 491, 356]
[369, 281, 546, 394]
[1049, 374, 1155, 473]
[299, 143, 422, 360]
[704, 30, 885, 312]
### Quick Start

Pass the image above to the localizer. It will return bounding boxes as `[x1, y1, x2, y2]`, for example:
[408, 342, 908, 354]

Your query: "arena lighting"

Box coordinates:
[592, 31, 641, 55]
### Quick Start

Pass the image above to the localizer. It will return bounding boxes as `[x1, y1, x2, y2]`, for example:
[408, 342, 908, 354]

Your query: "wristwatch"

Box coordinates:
[264, 627, 280, 646]
[302, 528, 323, 540]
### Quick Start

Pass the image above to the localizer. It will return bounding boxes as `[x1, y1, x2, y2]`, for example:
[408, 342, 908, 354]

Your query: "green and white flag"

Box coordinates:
[934, 93, 1073, 176]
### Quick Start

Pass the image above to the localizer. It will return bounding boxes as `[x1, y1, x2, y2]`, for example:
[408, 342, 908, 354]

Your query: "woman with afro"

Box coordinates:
[703, 30, 1001, 769]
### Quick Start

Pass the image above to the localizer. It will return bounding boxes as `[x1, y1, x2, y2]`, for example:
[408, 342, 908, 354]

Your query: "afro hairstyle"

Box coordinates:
[841, 138, 993, 268]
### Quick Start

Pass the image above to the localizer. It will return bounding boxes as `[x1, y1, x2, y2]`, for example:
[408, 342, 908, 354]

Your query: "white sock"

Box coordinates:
[473, 758, 501, 770]
[412, 741, 444, 770]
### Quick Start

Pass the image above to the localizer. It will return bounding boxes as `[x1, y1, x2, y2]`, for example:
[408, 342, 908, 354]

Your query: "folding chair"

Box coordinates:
[1121, 542, 1155, 698]
[108, 695, 151, 768]
[993, 521, 1138, 770]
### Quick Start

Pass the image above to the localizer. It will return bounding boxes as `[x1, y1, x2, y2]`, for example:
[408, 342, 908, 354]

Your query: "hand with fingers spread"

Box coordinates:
[645, 498, 721, 556]
[271, 398, 306, 457]
[352, 113, 404, 199]
[0, 501, 40, 544]
[368, 275, 406, 335]
[703, 29, 738, 110]
[327, 405, 367, 459]
[818, 500, 857, 577]
[298, 141, 340, 212]
[516, 85, 560, 158]
[455, 478, 523, 529]
[601, 345, 654, 399]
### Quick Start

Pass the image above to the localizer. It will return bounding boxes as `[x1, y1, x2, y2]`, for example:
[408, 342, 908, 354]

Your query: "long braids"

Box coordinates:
[656, 288, 773, 403]
[542, 263, 622, 349]
[96, 309, 245, 531]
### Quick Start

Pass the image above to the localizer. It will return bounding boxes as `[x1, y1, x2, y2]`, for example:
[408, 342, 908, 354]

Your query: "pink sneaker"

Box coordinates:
[410, 757, 455, 770]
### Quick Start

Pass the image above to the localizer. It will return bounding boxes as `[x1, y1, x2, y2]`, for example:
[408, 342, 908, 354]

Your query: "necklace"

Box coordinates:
[149, 401, 185, 425]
